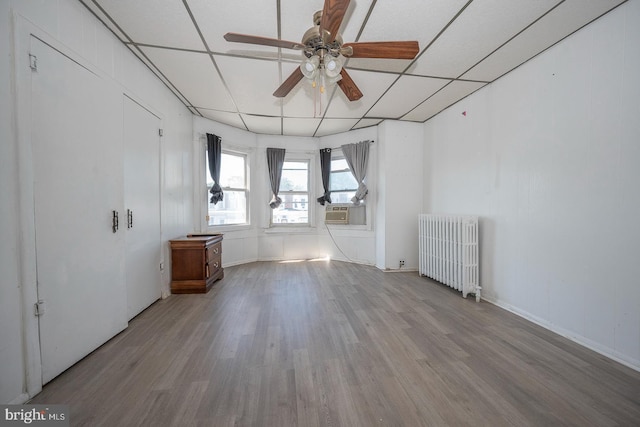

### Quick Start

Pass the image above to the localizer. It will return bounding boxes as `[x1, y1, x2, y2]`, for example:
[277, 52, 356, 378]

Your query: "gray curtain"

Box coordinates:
[317, 148, 332, 205]
[207, 133, 223, 204]
[266, 148, 286, 209]
[341, 140, 370, 205]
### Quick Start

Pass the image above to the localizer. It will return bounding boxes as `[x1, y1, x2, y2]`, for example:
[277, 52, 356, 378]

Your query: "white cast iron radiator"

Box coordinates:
[418, 214, 481, 301]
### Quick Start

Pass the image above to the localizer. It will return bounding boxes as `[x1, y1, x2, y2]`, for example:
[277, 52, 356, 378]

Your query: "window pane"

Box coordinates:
[208, 190, 246, 225]
[206, 152, 245, 189]
[220, 153, 245, 188]
[329, 170, 358, 191]
[280, 161, 308, 192]
[330, 191, 356, 204]
[205, 150, 248, 226]
[331, 158, 349, 171]
[272, 195, 309, 224]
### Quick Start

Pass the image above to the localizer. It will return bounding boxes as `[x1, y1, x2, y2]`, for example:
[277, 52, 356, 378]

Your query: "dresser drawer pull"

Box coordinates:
[214, 262, 219, 269]
[213, 247, 219, 254]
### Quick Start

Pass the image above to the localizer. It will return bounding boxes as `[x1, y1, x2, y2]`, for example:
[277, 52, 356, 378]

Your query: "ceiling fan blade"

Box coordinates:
[342, 41, 420, 59]
[273, 67, 305, 98]
[320, 0, 350, 43]
[224, 32, 305, 50]
[337, 69, 363, 101]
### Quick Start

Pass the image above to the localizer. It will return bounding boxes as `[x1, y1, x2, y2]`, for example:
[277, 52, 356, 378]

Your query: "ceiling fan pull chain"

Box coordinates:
[319, 74, 322, 116]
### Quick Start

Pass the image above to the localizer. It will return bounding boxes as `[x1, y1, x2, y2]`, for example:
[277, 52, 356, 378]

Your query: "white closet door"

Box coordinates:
[123, 96, 161, 320]
[30, 37, 127, 384]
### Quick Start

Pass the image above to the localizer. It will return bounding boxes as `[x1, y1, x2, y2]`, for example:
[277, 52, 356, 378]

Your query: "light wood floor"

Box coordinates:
[31, 261, 640, 426]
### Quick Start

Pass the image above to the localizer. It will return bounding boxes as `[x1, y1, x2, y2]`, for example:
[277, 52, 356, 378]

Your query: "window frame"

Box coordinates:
[269, 153, 315, 229]
[203, 146, 251, 231]
[329, 150, 361, 205]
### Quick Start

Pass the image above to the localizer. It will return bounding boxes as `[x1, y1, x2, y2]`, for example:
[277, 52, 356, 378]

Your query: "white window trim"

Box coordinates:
[268, 152, 315, 230]
[322, 147, 374, 231]
[198, 140, 252, 233]
[329, 149, 361, 202]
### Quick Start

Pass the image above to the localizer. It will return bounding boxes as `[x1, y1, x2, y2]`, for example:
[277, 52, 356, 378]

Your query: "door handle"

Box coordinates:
[127, 209, 133, 229]
[112, 210, 119, 233]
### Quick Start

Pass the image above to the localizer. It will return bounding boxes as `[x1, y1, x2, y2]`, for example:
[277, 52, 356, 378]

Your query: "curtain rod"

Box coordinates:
[199, 133, 374, 150]
[325, 139, 374, 151]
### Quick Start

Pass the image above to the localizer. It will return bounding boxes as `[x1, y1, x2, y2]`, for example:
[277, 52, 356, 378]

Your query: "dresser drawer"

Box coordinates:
[206, 241, 221, 263]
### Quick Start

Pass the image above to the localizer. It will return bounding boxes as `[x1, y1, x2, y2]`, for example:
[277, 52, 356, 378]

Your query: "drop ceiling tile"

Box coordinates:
[315, 118, 361, 137]
[358, 0, 468, 54]
[280, 0, 324, 43]
[278, 0, 374, 47]
[366, 75, 451, 118]
[242, 115, 283, 135]
[126, 47, 191, 106]
[344, 58, 413, 74]
[198, 109, 246, 130]
[214, 55, 282, 116]
[79, 0, 129, 42]
[141, 47, 236, 111]
[95, 0, 204, 50]
[188, 0, 278, 54]
[325, 69, 400, 118]
[402, 80, 486, 122]
[462, 0, 627, 82]
[283, 118, 323, 137]
[336, 0, 375, 44]
[412, 0, 558, 78]
[353, 118, 383, 130]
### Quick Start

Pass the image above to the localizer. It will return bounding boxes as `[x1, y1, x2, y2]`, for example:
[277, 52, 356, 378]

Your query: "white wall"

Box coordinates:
[424, 0, 640, 370]
[0, 0, 23, 404]
[193, 117, 379, 266]
[377, 120, 424, 270]
[1, 0, 193, 404]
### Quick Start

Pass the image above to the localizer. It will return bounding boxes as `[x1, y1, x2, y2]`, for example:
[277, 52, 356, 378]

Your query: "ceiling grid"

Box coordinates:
[78, 0, 627, 136]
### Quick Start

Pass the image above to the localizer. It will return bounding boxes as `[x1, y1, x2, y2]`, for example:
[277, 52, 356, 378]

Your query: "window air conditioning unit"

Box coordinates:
[324, 206, 349, 224]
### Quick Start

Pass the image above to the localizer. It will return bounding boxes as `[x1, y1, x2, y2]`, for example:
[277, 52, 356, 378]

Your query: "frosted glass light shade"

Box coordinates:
[324, 56, 343, 78]
[300, 55, 320, 79]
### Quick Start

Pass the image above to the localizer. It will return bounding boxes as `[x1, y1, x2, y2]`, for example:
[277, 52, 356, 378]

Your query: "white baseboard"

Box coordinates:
[482, 295, 640, 373]
[9, 393, 30, 404]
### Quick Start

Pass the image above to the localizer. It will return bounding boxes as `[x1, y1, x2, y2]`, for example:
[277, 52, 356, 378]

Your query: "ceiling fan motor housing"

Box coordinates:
[302, 11, 343, 58]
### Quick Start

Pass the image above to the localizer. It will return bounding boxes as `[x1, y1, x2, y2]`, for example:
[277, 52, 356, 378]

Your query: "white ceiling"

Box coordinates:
[79, 0, 626, 137]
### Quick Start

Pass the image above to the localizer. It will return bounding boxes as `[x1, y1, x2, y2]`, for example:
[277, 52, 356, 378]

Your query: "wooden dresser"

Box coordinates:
[169, 234, 223, 293]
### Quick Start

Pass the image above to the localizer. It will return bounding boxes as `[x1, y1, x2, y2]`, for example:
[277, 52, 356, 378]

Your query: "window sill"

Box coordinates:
[264, 226, 317, 234]
[323, 223, 371, 232]
[206, 223, 252, 233]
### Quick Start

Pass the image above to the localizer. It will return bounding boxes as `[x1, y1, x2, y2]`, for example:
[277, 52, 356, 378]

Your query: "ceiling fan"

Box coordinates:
[223, 0, 419, 101]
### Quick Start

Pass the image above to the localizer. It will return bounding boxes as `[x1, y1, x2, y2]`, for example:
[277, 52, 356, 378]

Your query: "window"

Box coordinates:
[329, 155, 359, 204]
[271, 160, 309, 225]
[206, 151, 248, 226]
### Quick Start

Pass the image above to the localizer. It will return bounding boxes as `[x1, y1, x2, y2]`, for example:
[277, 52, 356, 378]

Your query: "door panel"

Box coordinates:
[124, 96, 161, 319]
[31, 37, 126, 384]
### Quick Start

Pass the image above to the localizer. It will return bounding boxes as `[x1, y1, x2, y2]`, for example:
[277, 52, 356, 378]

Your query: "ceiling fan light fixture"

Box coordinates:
[323, 55, 343, 79]
[300, 55, 320, 79]
[327, 73, 343, 85]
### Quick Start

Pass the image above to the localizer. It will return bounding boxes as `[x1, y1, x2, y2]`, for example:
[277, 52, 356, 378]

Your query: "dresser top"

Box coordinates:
[170, 234, 223, 245]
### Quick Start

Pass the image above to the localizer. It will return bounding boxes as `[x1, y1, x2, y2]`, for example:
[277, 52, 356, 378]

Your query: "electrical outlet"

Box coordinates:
[399, 260, 405, 267]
